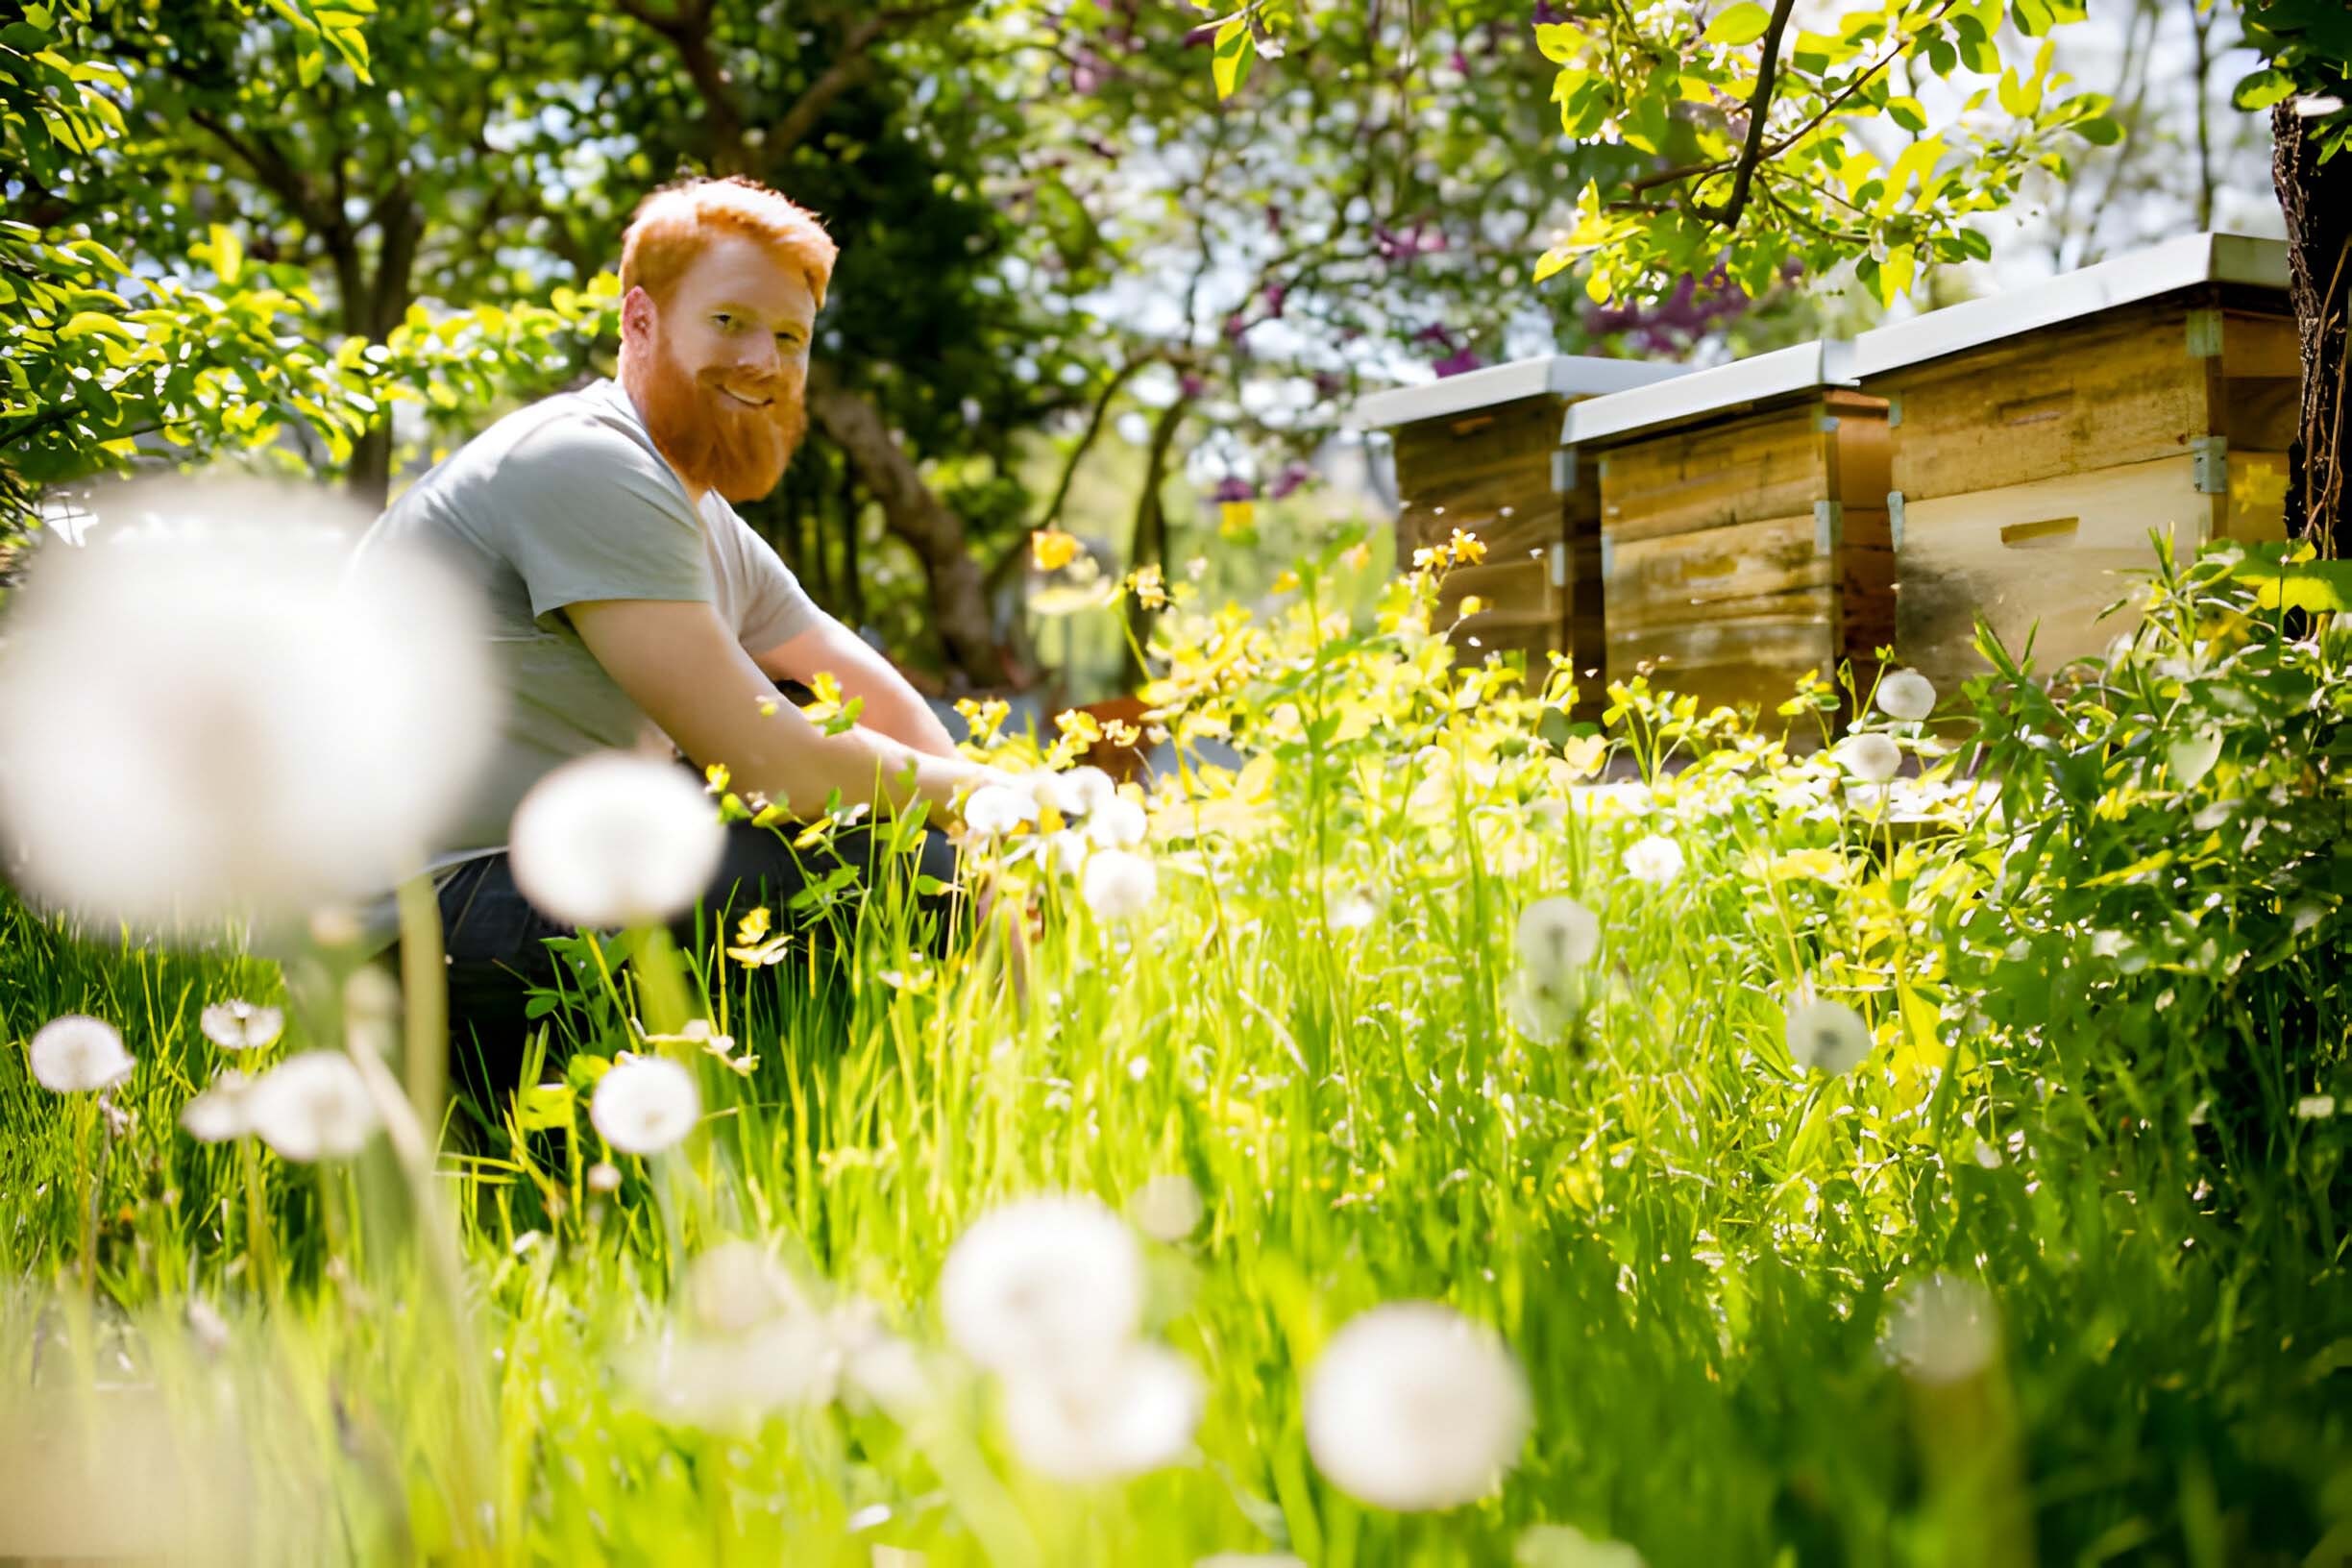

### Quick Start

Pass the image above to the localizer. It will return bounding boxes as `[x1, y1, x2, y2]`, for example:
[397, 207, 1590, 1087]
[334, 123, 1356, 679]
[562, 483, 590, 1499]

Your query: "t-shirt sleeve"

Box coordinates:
[721, 505, 825, 652]
[490, 418, 713, 630]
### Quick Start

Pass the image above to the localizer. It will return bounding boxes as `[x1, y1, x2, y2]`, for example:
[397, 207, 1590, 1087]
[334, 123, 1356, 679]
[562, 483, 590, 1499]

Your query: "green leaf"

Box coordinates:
[1703, 3, 1774, 46]
[2009, 0, 2055, 36]
[2232, 68, 2296, 112]
[1886, 96, 1928, 132]
[58, 311, 134, 340]
[1212, 16, 1255, 101]
[2233, 550, 2352, 614]
[1534, 22, 1586, 63]
[2075, 113, 2121, 145]
[209, 224, 243, 287]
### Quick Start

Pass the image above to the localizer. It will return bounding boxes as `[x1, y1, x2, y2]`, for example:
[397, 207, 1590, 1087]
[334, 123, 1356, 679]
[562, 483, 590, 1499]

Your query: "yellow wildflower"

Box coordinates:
[1030, 527, 1081, 572]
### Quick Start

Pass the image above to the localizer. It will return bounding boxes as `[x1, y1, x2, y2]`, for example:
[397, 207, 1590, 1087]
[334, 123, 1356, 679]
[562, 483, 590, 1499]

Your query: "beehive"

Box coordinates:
[1358, 356, 1688, 704]
[1562, 341, 1895, 727]
[1850, 233, 2293, 695]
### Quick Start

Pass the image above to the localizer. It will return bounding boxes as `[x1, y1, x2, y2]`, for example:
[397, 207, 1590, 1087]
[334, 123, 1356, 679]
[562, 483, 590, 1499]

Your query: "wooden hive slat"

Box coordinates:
[1883, 306, 2211, 502]
[1893, 453, 2211, 696]
[1596, 405, 1830, 542]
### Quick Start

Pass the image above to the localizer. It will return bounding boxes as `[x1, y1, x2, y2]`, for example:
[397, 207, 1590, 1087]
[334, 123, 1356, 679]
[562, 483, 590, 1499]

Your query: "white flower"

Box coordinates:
[0, 481, 496, 932]
[586, 1161, 623, 1194]
[963, 783, 1040, 840]
[1304, 1301, 1531, 1511]
[246, 1051, 380, 1161]
[1130, 1172, 1205, 1242]
[1882, 1273, 1998, 1384]
[1082, 848, 1158, 919]
[1085, 796, 1150, 848]
[1874, 670, 1937, 723]
[1832, 733, 1901, 784]
[509, 753, 725, 928]
[1330, 892, 1379, 931]
[1621, 835, 1684, 886]
[200, 999, 283, 1051]
[1515, 896, 1601, 978]
[939, 1194, 1143, 1374]
[180, 1068, 257, 1142]
[1032, 766, 1117, 818]
[591, 1056, 700, 1155]
[2295, 1094, 2336, 1119]
[999, 1342, 1203, 1482]
[1784, 998, 1873, 1075]
[1515, 1524, 1647, 1568]
[28, 1014, 134, 1093]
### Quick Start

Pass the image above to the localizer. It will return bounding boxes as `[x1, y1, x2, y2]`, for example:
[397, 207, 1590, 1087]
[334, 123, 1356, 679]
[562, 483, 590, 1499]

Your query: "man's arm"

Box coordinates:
[754, 615, 959, 758]
[568, 599, 998, 820]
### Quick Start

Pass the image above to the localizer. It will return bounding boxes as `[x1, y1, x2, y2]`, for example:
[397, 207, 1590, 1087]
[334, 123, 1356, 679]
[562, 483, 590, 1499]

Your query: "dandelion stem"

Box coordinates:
[393, 868, 449, 1148]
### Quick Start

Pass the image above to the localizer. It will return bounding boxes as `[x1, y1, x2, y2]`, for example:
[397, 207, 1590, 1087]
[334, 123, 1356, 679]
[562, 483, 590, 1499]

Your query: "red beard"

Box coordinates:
[627, 334, 807, 504]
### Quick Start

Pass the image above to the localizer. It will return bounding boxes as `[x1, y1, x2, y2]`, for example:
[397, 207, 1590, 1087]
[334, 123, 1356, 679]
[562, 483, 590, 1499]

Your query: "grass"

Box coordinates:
[1, 541, 2346, 1566]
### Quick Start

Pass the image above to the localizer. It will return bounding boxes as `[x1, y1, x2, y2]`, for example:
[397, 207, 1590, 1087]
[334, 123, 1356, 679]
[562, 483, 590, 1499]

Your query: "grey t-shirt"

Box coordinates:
[347, 376, 821, 947]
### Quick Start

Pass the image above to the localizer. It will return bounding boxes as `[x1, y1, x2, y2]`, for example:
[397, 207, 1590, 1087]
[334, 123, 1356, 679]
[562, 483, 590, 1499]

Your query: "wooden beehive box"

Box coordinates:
[1358, 356, 1688, 704]
[1850, 233, 2293, 696]
[1562, 342, 1895, 730]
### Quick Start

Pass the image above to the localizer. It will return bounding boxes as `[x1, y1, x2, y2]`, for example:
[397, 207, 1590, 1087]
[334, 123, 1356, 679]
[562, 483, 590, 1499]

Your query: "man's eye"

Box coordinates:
[712, 314, 733, 328]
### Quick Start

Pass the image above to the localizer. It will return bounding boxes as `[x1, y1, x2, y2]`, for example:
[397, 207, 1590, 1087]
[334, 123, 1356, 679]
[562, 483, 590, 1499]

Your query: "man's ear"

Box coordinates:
[620, 285, 656, 344]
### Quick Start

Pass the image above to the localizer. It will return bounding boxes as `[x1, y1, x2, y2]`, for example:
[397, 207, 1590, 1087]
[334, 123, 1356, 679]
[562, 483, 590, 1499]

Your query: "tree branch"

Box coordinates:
[1687, 0, 1800, 227]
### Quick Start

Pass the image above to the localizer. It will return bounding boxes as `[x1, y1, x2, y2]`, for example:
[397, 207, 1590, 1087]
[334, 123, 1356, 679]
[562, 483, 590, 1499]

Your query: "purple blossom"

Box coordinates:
[1433, 347, 1484, 378]
[1179, 372, 1209, 399]
[1533, 0, 1564, 21]
[1262, 282, 1288, 316]
[1267, 460, 1315, 500]
[1581, 267, 1757, 355]
[1411, 323, 1457, 348]
[1264, 203, 1285, 235]
[1223, 312, 1250, 340]
[1312, 370, 1346, 398]
[1183, 22, 1217, 47]
[1213, 477, 1256, 503]
[1450, 49, 1470, 73]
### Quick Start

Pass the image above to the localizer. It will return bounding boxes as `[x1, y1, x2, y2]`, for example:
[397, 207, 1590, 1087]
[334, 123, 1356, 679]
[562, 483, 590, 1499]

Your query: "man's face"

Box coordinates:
[624, 233, 818, 504]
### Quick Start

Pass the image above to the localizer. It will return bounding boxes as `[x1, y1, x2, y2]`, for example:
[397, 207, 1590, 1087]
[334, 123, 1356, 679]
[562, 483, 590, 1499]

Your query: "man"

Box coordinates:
[355, 175, 1011, 1073]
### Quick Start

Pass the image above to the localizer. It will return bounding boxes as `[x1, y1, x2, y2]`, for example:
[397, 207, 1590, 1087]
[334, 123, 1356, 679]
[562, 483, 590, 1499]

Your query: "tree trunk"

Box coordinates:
[2271, 102, 2352, 556]
[806, 365, 1014, 690]
[1121, 398, 1190, 688]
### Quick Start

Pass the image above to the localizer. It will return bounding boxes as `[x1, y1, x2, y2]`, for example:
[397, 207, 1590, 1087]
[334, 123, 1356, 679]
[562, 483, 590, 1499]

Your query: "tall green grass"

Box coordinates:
[1, 540, 2344, 1566]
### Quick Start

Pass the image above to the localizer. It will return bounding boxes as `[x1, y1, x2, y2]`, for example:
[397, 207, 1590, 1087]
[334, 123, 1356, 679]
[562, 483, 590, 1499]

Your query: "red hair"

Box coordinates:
[619, 175, 839, 309]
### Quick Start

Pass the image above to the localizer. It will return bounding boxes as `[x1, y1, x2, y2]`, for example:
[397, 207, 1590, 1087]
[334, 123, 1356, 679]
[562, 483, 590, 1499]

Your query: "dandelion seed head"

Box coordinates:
[939, 1194, 1143, 1374]
[246, 1051, 379, 1161]
[963, 783, 1040, 840]
[180, 1068, 257, 1143]
[1130, 1172, 1206, 1241]
[1515, 896, 1601, 979]
[1031, 766, 1118, 818]
[1304, 1301, 1531, 1511]
[0, 482, 496, 932]
[1330, 891, 1379, 930]
[999, 1342, 1203, 1482]
[1874, 670, 1937, 723]
[1514, 1523, 1647, 1568]
[590, 1057, 700, 1156]
[1784, 997, 1873, 1075]
[1086, 795, 1150, 849]
[1882, 1272, 1999, 1384]
[1621, 835, 1684, 887]
[509, 753, 725, 929]
[1832, 733, 1901, 784]
[1082, 849, 1158, 919]
[586, 1161, 623, 1194]
[200, 999, 283, 1051]
[681, 1240, 814, 1336]
[28, 1014, 135, 1094]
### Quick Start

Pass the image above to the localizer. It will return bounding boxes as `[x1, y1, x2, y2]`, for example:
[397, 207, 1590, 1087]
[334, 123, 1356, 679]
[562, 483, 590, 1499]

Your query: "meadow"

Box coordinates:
[1, 529, 2345, 1566]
